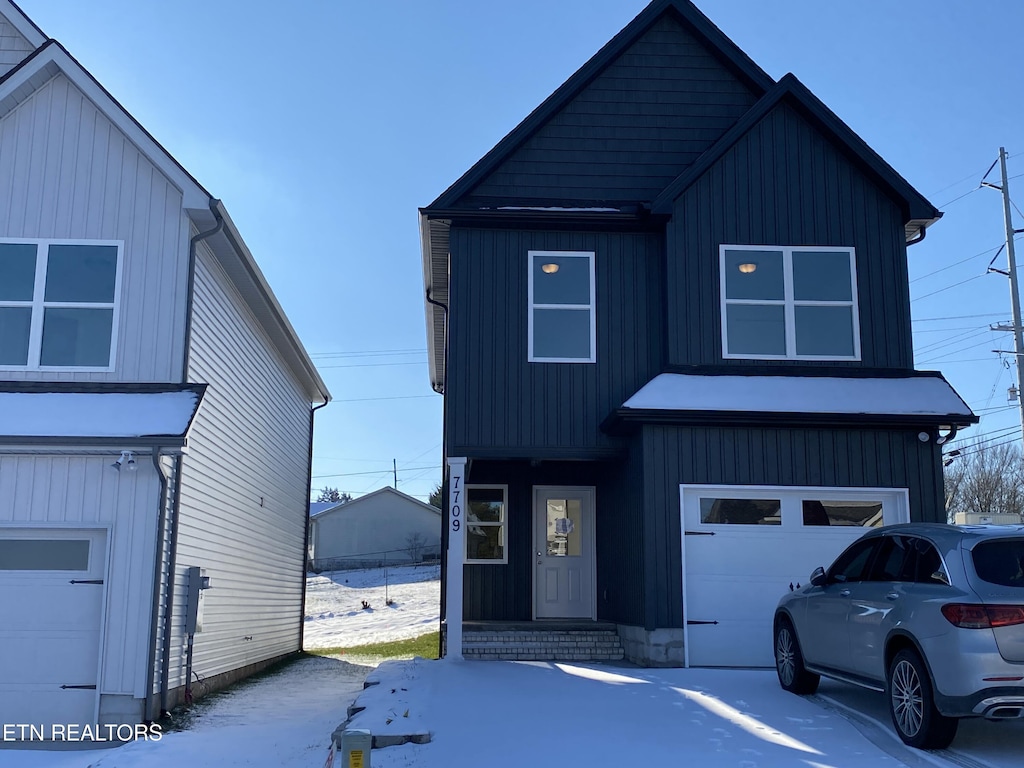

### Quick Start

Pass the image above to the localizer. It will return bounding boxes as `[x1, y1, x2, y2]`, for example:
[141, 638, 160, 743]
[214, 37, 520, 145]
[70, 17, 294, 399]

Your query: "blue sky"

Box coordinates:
[17, 0, 1024, 501]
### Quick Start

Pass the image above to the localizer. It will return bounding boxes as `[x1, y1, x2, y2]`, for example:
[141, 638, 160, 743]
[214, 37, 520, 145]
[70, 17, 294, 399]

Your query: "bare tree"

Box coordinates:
[316, 487, 352, 504]
[945, 440, 1024, 523]
[405, 531, 427, 562]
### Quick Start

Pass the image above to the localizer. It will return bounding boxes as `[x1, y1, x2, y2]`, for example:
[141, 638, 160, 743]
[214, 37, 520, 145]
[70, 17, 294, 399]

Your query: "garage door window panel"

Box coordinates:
[802, 499, 884, 528]
[0, 539, 90, 571]
[699, 497, 781, 525]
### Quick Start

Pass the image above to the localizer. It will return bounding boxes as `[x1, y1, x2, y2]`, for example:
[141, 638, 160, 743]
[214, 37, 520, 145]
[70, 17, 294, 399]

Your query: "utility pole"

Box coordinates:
[986, 147, 1024, 442]
[393, 458, 397, 489]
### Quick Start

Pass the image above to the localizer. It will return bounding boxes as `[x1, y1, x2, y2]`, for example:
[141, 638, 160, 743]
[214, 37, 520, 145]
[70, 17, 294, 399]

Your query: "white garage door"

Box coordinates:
[0, 528, 107, 728]
[681, 486, 908, 668]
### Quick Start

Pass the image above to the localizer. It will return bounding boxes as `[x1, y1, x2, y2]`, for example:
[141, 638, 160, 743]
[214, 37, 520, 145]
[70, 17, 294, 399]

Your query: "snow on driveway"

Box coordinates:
[2, 655, 368, 768]
[303, 563, 440, 650]
[354, 659, 1023, 768]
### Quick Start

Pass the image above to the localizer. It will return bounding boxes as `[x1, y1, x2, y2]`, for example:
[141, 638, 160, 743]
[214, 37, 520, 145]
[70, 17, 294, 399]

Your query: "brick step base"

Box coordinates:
[461, 629, 624, 661]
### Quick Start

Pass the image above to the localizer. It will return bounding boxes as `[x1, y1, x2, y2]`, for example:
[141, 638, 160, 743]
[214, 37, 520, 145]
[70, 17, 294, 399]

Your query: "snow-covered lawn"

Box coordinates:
[303, 563, 440, 650]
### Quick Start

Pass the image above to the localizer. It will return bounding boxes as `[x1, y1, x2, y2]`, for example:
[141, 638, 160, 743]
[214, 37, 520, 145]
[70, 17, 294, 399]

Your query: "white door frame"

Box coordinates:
[532, 485, 597, 620]
[678, 484, 910, 668]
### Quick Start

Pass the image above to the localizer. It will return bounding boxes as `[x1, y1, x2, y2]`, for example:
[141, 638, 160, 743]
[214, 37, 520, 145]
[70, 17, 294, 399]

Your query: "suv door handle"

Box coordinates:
[839, 589, 851, 597]
[886, 592, 899, 601]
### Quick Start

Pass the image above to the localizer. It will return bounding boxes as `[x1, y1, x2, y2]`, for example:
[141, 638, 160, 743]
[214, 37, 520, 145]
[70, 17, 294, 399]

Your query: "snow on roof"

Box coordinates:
[622, 373, 975, 419]
[0, 388, 204, 441]
[309, 501, 342, 517]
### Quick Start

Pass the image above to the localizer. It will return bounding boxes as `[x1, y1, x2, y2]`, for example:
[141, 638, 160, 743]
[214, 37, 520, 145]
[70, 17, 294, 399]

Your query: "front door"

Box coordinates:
[534, 486, 595, 619]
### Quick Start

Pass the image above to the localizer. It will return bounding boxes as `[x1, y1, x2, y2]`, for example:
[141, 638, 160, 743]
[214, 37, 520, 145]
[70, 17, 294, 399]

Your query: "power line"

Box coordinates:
[909, 242, 1005, 284]
[927, 164, 996, 198]
[311, 465, 437, 480]
[332, 394, 437, 403]
[310, 347, 426, 358]
[936, 186, 982, 209]
[317, 361, 427, 370]
[912, 313, 1005, 323]
[910, 274, 986, 303]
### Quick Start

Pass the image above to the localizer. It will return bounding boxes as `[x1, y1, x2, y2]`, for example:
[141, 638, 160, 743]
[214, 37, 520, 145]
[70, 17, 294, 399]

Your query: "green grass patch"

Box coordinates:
[310, 631, 439, 660]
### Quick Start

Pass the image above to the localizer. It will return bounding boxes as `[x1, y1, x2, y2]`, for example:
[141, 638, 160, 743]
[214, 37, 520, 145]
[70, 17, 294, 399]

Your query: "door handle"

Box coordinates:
[840, 589, 851, 597]
[886, 593, 899, 601]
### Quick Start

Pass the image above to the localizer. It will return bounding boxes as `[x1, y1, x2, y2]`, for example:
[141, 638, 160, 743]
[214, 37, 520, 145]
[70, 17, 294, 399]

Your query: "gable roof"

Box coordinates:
[0, 9, 329, 404]
[1, 0, 45, 50]
[311, 486, 441, 519]
[651, 73, 941, 241]
[426, 0, 773, 212]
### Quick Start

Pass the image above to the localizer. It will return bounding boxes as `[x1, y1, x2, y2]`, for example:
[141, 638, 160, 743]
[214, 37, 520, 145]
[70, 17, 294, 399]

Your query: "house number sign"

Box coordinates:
[450, 473, 462, 534]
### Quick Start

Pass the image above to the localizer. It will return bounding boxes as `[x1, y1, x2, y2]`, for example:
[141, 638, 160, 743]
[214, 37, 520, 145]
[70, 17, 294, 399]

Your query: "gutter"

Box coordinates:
[425, 289, 449, 656]
[299, 398, 330, 650]
[143, 447, 169, 722]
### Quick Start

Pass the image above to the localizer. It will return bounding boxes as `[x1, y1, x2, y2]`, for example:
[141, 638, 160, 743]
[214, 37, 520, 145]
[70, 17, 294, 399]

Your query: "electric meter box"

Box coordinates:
[185, 566, 211, 634]
[337, 729, 371, 768]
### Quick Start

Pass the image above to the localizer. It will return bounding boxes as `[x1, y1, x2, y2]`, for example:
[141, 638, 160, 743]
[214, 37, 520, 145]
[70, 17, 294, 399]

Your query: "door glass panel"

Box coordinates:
[901, 537, 949, 585]
[699, 498, 781, 525]
[828, 539, 879, 583]
[0, 539, 90, 570]
[546, 498, 582, 556]
[802, 500, 883, 527]
[869, 536, 909, 581]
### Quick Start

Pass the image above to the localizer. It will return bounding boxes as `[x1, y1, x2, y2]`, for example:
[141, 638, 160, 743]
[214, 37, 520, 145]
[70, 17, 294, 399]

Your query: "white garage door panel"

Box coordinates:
[681, 486, 907, 668]
[0, 528, 107, 730]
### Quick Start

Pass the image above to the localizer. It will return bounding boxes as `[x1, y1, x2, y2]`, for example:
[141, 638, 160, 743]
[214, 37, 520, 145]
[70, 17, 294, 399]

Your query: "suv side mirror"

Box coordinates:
[810, 566, 827, 587]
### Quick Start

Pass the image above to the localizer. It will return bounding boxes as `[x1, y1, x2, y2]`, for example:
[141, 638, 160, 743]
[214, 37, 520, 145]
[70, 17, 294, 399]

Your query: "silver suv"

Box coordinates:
[774, 523, 1024, 749]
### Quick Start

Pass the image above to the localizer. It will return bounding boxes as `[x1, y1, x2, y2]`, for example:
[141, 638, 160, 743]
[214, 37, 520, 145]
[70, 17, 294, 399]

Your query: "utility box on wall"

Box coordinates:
[185, 566, 211, 634]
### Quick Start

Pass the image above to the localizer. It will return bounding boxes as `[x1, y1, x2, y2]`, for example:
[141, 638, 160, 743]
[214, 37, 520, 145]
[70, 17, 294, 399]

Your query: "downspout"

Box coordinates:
[906, 225, 928, 247]
[143, 447, 169, 722]
[299, 398, 330, 650]
[152, 204, 225, 716]
[426, 288, 449, 658]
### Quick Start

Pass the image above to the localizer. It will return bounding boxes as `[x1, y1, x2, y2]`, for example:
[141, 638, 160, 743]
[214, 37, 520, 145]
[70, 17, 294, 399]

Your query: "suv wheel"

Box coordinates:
[887, 648, 958, 749]
[774, 617, 819, 695]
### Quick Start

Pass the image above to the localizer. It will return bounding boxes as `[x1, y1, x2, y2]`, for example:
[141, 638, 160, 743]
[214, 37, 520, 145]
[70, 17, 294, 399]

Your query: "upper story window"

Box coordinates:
[0, 239, 122, 370]
[528, 250, 596, 363]
[720, 245, 860, 361]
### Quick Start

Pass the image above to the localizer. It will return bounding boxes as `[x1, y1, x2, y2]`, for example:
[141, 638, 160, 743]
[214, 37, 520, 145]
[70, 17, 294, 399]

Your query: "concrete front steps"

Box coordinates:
[460, 621, 625, 661]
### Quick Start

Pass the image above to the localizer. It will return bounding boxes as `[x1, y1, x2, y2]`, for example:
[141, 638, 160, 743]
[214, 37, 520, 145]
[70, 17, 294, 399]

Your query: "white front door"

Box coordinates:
[680, 485, 908, 667]
[0, 527, 108, 729]
[534, 486, 596, 619]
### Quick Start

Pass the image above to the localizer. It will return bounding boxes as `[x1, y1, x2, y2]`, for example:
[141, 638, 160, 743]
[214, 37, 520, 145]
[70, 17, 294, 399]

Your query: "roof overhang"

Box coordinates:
[604, 372, 978, 434]
[0, 383, 207, 449]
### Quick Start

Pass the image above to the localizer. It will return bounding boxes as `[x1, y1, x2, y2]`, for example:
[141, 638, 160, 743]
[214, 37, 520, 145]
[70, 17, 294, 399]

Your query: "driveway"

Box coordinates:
[351, 659, 1023, 768]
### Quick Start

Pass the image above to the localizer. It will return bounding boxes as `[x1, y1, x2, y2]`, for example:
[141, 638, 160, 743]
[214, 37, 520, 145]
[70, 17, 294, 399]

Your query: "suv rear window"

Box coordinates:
[972, 539, 1024, 587]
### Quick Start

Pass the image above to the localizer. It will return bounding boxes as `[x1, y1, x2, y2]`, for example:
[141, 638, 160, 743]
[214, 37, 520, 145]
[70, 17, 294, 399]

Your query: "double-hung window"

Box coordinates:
[0, 239, 122, 370]
[465, 486, 507, 564]
[528, 250, 596, 363]
[720, 245, 860, 360]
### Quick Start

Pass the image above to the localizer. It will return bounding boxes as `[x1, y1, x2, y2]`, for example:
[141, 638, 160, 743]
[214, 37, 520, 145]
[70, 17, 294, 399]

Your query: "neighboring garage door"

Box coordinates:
[681, 486, 908, 668]
[0, 527, 108, 728]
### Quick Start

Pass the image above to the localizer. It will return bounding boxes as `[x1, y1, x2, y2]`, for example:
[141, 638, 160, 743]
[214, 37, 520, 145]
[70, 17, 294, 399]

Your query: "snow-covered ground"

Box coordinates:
[303, 563, 440, 650]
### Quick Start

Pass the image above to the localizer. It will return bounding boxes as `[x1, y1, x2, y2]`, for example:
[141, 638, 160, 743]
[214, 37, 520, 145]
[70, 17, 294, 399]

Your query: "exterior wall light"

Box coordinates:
[541, 263, 559, 274]
[111, 450, 137, 471]
[738, 263, 757, 274]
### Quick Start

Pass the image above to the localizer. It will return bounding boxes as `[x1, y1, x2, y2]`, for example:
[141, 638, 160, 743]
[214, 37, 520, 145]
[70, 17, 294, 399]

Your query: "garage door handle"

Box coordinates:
[69, 579, 104, 585]
[60, 684, 97, 690]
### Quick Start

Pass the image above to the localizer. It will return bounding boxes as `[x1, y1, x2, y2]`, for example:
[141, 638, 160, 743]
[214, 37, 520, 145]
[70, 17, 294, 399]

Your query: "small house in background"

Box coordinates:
[309, 487, 441, 571]
[0, 0, 328, 735]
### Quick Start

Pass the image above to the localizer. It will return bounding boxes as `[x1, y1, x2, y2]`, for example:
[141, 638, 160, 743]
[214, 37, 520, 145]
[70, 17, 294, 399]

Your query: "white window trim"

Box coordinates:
[0, 238, 123, 372]
[527, 250, 596, 363]
[719, 244, 861, 361]
[464, 484, 508, 565]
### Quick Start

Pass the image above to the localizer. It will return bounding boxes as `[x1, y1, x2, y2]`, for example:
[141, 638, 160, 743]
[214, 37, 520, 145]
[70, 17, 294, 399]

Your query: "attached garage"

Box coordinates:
[0, 527, 109, 726]
[680, 485, 909, 667]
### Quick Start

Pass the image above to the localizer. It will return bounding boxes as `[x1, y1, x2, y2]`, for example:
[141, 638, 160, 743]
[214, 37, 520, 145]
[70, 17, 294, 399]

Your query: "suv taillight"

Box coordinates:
[941, 604, 1024, 629]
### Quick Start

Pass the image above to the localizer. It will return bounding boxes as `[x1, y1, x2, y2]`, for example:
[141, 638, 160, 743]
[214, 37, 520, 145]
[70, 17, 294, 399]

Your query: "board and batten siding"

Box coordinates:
[0, 454, 161, 700]
[167, 243, 311, 690]
[0, 73, 189, 382]
[638, 423, 945, 631]
[463, 14, 757, 206]
[668, 101, 913, 369]
[447, 227, 662, 457]
[0, 12, 34, 77]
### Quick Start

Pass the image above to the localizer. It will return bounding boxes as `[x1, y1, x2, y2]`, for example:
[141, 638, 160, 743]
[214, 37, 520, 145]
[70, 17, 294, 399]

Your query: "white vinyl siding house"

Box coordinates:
[0, 0, 329, 733]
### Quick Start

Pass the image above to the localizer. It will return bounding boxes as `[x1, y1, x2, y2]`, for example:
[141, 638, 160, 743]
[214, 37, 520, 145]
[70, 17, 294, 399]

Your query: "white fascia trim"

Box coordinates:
[0, 0, 46, 48]
[0, 44, 209, 210]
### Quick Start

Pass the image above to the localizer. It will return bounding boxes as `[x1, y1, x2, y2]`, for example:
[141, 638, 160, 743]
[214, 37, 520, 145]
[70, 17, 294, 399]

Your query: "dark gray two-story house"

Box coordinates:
[420, 0, 976, 667]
